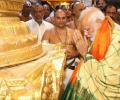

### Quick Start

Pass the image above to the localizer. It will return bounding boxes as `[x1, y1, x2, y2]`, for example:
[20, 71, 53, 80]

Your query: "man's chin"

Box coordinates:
[35, 19, 42, 24]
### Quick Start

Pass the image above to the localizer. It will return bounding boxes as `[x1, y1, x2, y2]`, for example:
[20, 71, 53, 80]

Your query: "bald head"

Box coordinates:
[54, 9, 67, 28]
[54, 9, 66, 17]
[79, 7, 105, 41]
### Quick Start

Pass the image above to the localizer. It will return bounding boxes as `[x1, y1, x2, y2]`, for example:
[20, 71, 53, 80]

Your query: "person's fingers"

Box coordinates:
[73, 30, 78, 43]
[73, 30, 88, 56]
[73, 30, 84, 44]
[83, 36, 88, 46]
[75, 30, 83, 40]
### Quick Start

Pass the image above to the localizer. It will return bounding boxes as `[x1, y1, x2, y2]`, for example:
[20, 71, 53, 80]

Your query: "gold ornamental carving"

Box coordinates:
[0, 0, 65, 99]
[0, 0, 25, 16]
[0, 0, 43, 67]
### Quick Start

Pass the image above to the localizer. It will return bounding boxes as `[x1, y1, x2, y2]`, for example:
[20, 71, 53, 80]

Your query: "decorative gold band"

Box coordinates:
[0, 43, 43, 67]
[0, 0, 25, 16]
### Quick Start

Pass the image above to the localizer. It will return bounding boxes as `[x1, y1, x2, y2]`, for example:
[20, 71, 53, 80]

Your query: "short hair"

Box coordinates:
[54, 4, 62, 11]
[96, 0, 108, 4]
[79, 7, 105, 24]
[103, 3, 117, 13]
[31, 3, 43, 13]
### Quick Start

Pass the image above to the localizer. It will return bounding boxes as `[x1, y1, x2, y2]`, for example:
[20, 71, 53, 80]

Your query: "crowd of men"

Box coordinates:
[19, 0, 120, 99]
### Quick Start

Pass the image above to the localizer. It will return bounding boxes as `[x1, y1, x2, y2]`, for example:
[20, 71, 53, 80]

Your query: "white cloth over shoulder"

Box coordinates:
[26, 19, 54, 42]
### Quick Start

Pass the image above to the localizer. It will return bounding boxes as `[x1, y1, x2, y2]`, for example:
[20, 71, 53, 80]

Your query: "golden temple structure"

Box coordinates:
[0, 0, 42, 67]
[0, 0, 65, 99]
[0, 0, 24, 16]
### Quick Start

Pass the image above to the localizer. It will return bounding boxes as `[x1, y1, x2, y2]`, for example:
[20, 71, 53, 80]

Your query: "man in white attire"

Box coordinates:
[26, 3, 54, 42]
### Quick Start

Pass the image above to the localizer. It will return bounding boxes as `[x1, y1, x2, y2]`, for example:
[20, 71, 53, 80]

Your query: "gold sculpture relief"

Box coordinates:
[0, 0, 44, 66]
[0, 0, 65, 99]
[0, 0, 25, 16]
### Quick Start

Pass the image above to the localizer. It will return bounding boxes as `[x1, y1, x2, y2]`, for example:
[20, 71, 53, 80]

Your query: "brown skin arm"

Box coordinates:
[42, 30, 50, 42]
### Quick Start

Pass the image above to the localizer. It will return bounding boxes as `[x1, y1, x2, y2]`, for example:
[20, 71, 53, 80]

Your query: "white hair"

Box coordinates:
[79, 7, 105, 41]
[79, 7, 105, 23]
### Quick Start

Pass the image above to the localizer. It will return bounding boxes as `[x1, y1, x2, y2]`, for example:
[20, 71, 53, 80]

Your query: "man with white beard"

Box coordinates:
[61, 7, 120, 100]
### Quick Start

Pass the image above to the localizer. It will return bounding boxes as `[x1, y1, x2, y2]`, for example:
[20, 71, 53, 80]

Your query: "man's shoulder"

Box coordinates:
[114, 23, 120, 30]
[44, 27, 54, 34]
[25, 19, 36, 27]
[43, 20, 54, 27]
[42, 27, 55, 40]
[26, 19, 33, 24]
[112, 23, 120, 37]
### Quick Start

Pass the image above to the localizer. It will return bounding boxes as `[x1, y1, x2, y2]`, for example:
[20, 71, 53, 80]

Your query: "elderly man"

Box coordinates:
[26, 3, 54, 42]
[62, 7, 120, 100]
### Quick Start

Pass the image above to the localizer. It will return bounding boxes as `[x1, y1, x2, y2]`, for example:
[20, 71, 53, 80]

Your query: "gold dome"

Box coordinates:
[0, 0, 43, 67]
[0, 0, 25, 16]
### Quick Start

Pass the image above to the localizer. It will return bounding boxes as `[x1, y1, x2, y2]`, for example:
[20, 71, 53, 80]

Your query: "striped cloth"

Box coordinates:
[61, 27, 120, 100]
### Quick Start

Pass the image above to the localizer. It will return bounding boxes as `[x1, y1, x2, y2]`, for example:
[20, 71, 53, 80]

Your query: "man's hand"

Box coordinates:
[65, 44, 79, 59]
[65, 44, 74, 59]
[73, 30, 88, 57]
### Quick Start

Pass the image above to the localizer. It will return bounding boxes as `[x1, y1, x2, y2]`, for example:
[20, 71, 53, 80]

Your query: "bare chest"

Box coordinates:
[49, 29, 73, 45]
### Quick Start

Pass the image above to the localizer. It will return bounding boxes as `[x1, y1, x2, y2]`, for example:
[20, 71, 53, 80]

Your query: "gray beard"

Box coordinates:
[91, 25, 100, 41]
[90, 30, 97, 42]
[90, 35, 95, 42]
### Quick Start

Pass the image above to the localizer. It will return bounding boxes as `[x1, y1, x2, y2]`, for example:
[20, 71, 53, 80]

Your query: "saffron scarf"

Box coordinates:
[91, 16, 114, 61]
